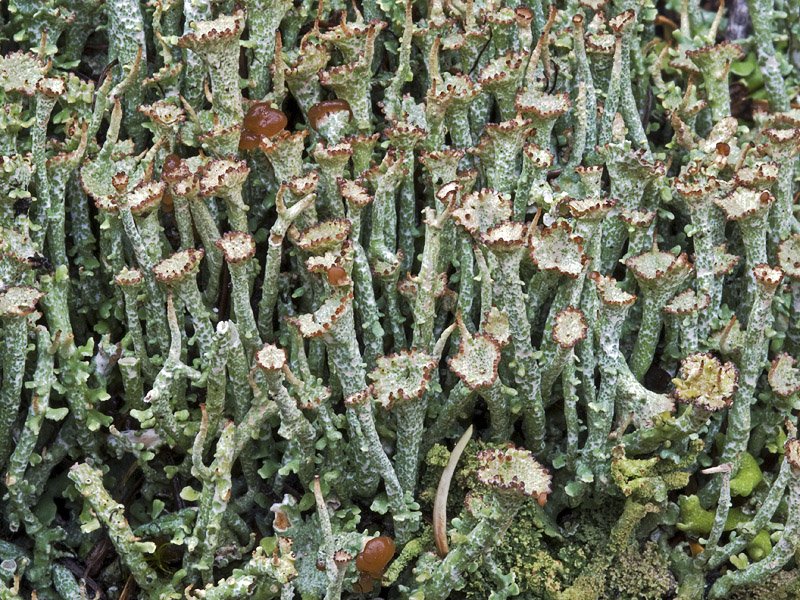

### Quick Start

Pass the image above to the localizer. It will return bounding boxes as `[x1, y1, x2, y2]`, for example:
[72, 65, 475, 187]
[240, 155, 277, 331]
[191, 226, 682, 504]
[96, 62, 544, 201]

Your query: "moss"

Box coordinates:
[730, 452, 764, 497]
[491, 502, 566, 598]
[465, 497, 631, 598]
[676, 495, 715, 535]
[559, 497, 627, 555]
[727, 568, 800, 600]
[421, 446, 604, 598]
[605, 541, 676, 600]
[419, 440, 484, 517]
[746, 529, 773, 561]
[418, 444, 451, 510]
[677, 494, 773, 560]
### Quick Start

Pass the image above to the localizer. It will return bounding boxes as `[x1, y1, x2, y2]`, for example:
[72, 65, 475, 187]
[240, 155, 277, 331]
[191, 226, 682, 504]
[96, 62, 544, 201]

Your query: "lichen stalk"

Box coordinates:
[244, 0, 292, 97]
[256, 187, 315, 340]
[745, 0, 789, 112]
[720, 266, 783, 467]
[0, 312, 30, 471]
[68, 463, 163, 594]
[186, 419, 237, 584]
[492, 248, 545, 451]
[579, 275, 635, 488]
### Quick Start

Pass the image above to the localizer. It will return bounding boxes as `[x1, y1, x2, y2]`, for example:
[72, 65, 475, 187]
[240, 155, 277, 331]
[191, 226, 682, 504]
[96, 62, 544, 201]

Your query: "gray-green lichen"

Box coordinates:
[1, 0, 800, 598]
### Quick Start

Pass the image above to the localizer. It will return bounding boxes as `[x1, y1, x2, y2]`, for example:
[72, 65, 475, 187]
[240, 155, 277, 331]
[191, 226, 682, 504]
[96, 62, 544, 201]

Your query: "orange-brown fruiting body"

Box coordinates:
[327, 265, 347, 286]
[355, 536, 396, 579]
[307, 99, 352, 130]
[243, 103, 287, 138]
[238, 130, 263, 152]
[354, 574, 378, 593]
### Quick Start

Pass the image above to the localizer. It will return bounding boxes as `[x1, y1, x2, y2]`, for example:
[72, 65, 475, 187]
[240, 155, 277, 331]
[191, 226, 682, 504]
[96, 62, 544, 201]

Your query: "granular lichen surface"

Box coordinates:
[1, 0, 800, 598]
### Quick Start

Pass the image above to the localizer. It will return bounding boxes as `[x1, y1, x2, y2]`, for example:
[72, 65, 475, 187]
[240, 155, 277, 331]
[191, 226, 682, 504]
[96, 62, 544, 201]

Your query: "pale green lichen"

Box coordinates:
[1, 1, 800, 598]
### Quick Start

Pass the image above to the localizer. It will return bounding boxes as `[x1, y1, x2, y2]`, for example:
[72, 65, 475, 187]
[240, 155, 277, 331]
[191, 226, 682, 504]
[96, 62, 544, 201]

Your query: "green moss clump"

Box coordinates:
[605, 541, 676, 600]
[491, 502, 566, 598]
[729, 452, 764, 497]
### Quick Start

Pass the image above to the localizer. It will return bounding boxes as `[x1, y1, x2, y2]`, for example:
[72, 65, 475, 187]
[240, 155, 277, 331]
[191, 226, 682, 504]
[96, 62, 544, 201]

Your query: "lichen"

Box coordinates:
[2, 0, 800, 598]
[605, 541, 676, 600]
